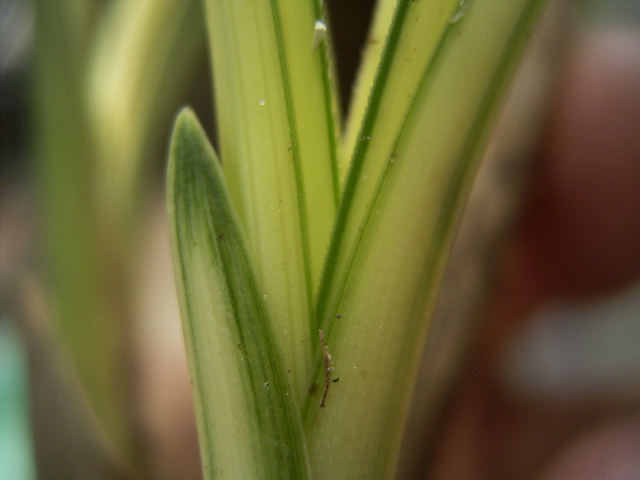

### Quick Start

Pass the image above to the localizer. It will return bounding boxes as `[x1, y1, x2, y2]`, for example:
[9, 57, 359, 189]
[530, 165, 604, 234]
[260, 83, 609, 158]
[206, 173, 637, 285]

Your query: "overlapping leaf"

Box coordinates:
[169, 0, 553, 478]
[168, 109, 310, 479]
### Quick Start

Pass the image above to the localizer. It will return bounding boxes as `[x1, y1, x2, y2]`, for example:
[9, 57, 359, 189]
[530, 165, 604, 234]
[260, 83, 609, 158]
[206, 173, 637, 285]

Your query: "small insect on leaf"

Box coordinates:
[319, 329, 333, 407]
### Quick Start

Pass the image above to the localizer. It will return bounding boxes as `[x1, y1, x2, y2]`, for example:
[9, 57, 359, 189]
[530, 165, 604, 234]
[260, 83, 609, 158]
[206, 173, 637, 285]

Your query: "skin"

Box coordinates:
[427, 26, 640, 480]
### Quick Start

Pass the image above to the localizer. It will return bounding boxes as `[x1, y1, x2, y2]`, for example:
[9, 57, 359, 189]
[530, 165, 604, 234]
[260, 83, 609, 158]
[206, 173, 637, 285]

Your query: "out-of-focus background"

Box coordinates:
[1, 1, 639, 479]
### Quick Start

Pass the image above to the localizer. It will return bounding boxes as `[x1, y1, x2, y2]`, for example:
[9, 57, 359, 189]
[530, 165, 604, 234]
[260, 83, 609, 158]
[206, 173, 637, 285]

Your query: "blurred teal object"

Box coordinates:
[0, 317, 36, 480]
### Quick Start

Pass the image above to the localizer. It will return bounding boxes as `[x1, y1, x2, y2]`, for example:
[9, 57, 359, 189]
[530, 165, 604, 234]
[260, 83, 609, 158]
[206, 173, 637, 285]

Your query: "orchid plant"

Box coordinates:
[167, 0, 553, 478]
[33, 0, 558, 478]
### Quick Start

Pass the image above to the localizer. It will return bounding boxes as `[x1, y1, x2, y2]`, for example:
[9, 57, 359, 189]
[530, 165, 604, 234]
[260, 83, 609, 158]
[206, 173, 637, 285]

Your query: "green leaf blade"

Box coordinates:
[167, 109, 310, 479]
[306, 1, 551, 478]
[339, 0, 457, 182]
[316, 0, 460, 329]
[204, 0, 340, 400]
[86, 0, 205, 233]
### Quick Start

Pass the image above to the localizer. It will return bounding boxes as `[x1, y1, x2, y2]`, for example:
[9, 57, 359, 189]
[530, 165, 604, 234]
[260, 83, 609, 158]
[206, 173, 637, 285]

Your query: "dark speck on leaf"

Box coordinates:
[308, 382, 319, 396]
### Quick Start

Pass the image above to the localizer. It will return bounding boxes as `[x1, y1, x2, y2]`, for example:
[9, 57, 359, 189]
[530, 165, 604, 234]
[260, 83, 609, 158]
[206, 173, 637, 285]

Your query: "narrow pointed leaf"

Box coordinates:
[36, 0, 205, 461]
[87, 0, 204, 233]
[203, 0, 341, 400]
[317, 0, 460, 327]
[305, 1, 551, 478]
[167, 109, 310, 479]
[339, 0, 442, 181]
[34, 0, 136, 456]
